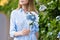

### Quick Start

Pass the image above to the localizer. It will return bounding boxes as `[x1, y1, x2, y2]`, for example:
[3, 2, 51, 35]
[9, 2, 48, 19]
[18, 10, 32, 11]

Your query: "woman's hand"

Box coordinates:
[14, 29, 30, 37]
[21, 29, 30, 36]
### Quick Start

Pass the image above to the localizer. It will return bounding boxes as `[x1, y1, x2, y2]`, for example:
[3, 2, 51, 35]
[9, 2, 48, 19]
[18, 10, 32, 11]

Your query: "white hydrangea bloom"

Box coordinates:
[48, 32, 52, 35]
[39, 5, 47, 11]
[56, 16, 60, 21]
[57, 32, 60, 38]
[47, 23, 50, 27]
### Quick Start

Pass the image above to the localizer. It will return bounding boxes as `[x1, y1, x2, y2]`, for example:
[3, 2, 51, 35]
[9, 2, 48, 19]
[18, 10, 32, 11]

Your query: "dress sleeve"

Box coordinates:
[9, 10, 16, 38]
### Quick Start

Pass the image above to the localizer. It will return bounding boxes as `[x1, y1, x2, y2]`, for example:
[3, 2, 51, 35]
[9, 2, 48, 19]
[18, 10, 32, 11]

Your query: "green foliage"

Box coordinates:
[36, 0, 60, 40]
[0, 0, 18, 16]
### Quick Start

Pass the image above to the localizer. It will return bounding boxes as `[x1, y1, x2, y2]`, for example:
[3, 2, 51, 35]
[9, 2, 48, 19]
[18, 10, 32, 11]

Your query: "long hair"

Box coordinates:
[18, 0, 37, 12]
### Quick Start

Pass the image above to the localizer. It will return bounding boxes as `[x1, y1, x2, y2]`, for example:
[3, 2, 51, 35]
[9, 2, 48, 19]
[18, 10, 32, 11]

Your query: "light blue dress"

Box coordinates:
[10, 8, 39, 40]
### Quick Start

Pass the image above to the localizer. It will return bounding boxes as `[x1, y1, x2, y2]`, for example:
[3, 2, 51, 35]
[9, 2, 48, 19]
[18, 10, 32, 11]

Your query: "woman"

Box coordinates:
[10, 0, 39, 40]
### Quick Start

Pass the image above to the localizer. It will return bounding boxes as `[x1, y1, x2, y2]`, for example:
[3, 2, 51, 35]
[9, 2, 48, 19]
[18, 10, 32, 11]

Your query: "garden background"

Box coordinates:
[0, 0, 60, 40]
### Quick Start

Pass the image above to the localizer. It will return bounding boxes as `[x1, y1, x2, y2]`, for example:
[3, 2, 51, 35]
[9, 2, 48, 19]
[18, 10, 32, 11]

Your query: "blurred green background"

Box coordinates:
[0, 0, 60, 40]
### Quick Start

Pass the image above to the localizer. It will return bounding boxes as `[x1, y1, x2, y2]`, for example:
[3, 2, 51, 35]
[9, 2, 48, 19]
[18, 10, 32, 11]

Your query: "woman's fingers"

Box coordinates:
[22, 29, 30, 35]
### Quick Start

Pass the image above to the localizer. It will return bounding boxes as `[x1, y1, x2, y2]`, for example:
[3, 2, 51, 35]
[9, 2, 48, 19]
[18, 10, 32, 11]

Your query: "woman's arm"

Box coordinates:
[34, 12, 39, 40]
[14, 29, 30, 37]
[35, 32, 39, 39]
[10, 10, 16, 37]
[14, 31, 22, 36]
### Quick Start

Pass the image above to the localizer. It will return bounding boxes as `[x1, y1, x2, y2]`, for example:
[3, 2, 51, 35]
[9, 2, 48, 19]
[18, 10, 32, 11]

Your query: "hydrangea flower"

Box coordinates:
[26, 13, 36, 26]
[48, 32, 52, 36]
[39, 5, 47, 11]
[56, 16, 60, 21]
[57, 32, 60, 38]
[47, 23, 50, 27]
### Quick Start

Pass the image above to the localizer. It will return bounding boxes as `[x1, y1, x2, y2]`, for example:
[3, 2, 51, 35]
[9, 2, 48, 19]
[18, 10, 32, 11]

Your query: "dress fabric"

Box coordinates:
[10, 8, 39, 40]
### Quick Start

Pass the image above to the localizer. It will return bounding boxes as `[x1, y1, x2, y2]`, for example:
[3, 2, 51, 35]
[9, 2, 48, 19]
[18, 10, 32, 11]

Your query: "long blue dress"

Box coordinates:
[10, 8, 39, 40]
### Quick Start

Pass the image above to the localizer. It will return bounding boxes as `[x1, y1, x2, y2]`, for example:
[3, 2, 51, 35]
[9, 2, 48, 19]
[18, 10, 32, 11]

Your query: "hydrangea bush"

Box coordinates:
[35, 0, 60, 40]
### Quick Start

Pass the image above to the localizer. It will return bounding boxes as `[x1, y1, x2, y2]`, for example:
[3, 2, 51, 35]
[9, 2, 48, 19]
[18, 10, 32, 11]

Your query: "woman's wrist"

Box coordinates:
[14, 31, 23, 36]
[14, 29, 30, 37]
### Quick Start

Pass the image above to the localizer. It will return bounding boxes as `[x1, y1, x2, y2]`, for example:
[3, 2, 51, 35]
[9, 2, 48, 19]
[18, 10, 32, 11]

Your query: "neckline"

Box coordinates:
[19, 8, 34, 15]
[21, 8, 29, 14]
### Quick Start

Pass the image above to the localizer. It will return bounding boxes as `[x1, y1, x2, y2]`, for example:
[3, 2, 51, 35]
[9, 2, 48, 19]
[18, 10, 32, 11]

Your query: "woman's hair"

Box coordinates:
[18, 0, 37, 13]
